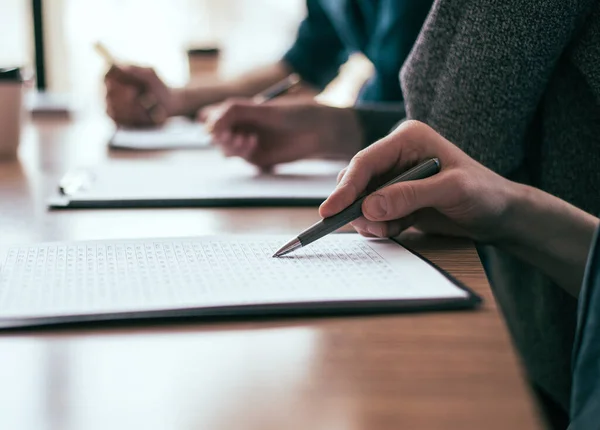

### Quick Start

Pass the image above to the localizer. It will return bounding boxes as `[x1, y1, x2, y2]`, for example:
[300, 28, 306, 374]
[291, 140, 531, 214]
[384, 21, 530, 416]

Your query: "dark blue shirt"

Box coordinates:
[282, 0, 433, 103]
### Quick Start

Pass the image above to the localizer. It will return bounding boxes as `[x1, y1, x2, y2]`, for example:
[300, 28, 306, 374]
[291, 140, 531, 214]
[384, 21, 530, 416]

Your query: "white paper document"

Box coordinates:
[0, 235, 475, 326]
[49, 159, 346, 208]
[110, 118, 212, 150]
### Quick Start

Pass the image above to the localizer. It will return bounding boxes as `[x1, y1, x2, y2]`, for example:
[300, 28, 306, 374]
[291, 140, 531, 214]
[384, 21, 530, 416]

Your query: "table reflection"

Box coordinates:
[0, 327, 328, 430]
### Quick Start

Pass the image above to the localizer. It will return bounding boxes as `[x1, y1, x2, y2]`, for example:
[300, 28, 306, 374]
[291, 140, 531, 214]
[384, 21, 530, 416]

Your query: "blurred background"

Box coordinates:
[0, 0, 372, 110]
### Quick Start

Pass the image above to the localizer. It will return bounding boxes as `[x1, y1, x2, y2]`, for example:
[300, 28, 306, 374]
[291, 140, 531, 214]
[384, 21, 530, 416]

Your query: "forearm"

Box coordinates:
[354, 104, 406, 147]
[321, 104, 406, 160]
[318, 106, 365, 159]
[173, 61, 307, 116]
[498, 184, 599, 296]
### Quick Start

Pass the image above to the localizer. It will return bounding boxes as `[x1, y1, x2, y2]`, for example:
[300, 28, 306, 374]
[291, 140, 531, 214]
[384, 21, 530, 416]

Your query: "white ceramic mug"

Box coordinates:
[0, 68, 24, 160]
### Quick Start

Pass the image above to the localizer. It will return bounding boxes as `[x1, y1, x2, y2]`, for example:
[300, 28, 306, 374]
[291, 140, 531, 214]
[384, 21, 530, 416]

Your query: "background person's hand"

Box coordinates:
[204, 99, 363, 170]
[104, 66, 184, 127]
[198, 101, 223, 123]
[319, 120, 518, 242]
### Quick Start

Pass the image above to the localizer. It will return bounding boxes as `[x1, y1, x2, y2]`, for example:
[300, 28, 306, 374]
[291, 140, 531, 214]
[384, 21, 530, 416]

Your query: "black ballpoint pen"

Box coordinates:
[252, 74, 301, 104]
[272, 158, 441, 258]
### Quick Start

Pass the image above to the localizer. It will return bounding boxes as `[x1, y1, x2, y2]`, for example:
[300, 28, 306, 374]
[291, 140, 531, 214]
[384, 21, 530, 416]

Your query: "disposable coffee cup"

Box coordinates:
[0, 67, 24, 160]
[187, 47, 220, 78]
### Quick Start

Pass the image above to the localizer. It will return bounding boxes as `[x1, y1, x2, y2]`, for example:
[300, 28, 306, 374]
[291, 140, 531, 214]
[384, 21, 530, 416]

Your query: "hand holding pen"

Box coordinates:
[274, 157, 440, 256]
[96, 42, 173, 127]
[275, 120, 521, 257]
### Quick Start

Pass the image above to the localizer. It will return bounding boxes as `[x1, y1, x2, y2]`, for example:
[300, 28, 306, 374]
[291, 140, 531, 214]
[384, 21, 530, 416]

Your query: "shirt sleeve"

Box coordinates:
[282, 0, 350, 91]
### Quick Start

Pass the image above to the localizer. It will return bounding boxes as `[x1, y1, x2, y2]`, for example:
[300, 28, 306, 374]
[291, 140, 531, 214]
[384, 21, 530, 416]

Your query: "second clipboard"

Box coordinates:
[48, 159, 347, 209]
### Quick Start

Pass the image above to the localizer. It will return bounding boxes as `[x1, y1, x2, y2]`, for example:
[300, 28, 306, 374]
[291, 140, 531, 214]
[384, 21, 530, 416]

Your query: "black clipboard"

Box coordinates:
[48, 160, 346, 209]
[0, 236, 482, 330]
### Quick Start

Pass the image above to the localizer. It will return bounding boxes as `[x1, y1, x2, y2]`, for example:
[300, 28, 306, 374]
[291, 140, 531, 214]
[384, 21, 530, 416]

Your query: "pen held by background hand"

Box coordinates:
[252, 74, 301, 104]
[273, 158, 441, 258]
[204, 74, 301, 133]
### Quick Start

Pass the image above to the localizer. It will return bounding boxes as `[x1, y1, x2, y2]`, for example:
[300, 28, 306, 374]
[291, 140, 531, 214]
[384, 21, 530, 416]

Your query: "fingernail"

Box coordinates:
[365, 195, 387, 219]
[350, 217, 367, 231]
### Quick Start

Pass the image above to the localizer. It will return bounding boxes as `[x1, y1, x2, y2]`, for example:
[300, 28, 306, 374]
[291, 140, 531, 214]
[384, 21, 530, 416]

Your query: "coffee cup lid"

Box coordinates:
[187, 47, 220, 56]
[0, 68, 23, 82]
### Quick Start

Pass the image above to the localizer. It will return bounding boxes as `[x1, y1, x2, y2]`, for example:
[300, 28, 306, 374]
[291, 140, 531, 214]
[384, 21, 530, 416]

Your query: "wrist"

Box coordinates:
[319, 107, 364, 159]
[167, 88, 193, 117]
[486, 181, 598, 296]
[354, 105, 405, 146]
[172, 83, 239, 117]
[493, 182, 540, 246]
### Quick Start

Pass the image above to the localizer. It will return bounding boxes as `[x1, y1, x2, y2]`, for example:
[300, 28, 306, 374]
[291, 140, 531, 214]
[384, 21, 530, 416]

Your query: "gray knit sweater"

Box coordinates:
[396, 0, 600, 412]
[401, 0, 600, 213]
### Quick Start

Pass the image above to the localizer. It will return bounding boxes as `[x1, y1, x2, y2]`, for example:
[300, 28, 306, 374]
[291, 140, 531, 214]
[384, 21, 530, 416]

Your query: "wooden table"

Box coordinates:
[0, 115, 543, 430]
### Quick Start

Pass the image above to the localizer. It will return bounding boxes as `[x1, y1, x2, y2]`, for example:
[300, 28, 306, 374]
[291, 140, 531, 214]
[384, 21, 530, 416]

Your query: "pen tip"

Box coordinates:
[272, 237, 302, 258]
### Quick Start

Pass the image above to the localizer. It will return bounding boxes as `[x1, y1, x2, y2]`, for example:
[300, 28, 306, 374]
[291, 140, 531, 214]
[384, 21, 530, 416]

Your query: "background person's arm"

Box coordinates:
[105, 61, 295, 126]
[207, 99, 364, 169]
[281, 0, 350, 94]
[106, 0, 349, 126]
[182, 0, 352, 114]
[173, 62, 296, 116]
[354, 103, 406, 148]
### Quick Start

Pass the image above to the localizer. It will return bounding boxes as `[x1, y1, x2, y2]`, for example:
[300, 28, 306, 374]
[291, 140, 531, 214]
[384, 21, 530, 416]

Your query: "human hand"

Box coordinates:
[104, 65, 184, 127]
[197, 102, 221, 123]
[204, 99, 363, 169]
[319, 120, 518, 242]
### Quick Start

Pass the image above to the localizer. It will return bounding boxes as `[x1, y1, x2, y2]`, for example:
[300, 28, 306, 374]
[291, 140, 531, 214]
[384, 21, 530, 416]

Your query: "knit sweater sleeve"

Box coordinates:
[400, 0, 596, 176]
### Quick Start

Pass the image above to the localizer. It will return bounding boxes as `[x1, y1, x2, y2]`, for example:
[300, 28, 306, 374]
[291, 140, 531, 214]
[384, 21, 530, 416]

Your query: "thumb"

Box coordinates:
[198, 105, 217, 122]
[362, 175, 448, 222]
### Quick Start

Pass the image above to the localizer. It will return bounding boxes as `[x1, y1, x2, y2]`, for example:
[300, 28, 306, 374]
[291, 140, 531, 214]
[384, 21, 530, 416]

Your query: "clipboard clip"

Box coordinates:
[58, 169, 95, 196]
